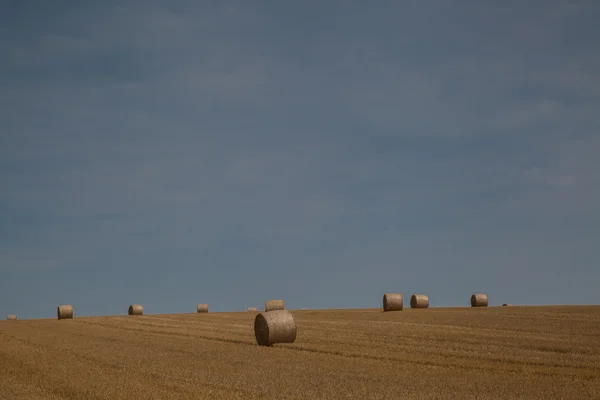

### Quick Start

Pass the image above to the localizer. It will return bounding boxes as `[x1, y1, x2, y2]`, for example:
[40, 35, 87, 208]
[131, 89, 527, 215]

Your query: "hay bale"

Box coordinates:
[128, 304, 144, 315]
[254, 309, 297, 346]
[410, 294, 429, 308]
[383, 293, 403, 311]
[57, 305, 74, 320]
[6, 314, 18, 320]
[502, 303, 512, 307]
[248, 307, 258, 312]
[196, 304, 208, 313]
[264, 299, 285, 312]
[471, 293, 489, 307]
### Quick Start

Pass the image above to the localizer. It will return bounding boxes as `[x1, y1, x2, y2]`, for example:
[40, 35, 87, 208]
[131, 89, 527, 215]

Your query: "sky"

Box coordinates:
[1, 1, 599, 319]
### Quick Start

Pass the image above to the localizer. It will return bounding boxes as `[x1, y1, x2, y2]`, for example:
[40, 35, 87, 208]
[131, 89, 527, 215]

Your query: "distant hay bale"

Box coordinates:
[57, 305, 74, 320]
[254, 309, 297, 346]
[502, 303, 512, 307]
[196, 304, 208, 313]
[128, 304, 144, 315]
[264, 299, 285, 312]
[471, 293, 489, 307]
[410, 294, 429, 309]
[382, 293, 403, 311]
[248, 307, 259, 312]
[7, 314, 18, 320]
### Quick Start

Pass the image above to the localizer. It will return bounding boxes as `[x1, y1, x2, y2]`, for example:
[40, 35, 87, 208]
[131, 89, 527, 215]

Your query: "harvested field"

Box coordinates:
[1, 306, 599, 399]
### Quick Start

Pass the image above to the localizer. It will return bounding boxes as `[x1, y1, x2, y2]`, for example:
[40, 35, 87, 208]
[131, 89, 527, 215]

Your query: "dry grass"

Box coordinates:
[471, 293, 488, 307]
[197, 304, 208, 313]
[57, 305, 73, 320]
[411, 294, 429, 308]
[128, 304, 143, 316]
[382, 293, 403, 311]
[264, 299, 284, 312]
[254, 310, 297, 346]
[1, 306, 600, 399]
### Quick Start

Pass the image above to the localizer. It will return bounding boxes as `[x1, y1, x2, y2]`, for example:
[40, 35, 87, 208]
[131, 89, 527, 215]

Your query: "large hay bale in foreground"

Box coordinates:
[7, 314, 18, 320]
[410, 294, 429, 308]
[264, 299, 285, 312]
[128, 304, 144, 315]
[57, 305, 74, 320]
[248, 307, 258, 312]
[383, 293, 403, 311]
[254, 309, 297, 346]
[196, 304, 208, 313]
[471, 293, 489, 307]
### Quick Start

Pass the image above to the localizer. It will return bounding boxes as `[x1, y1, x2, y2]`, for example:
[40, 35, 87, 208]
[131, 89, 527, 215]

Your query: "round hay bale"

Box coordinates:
[57, 305, 74, 320]
[502, 303, 512, 307]
[128, 304, 144, 315]
[383, 293, 403, 311]
[410, 294, 429, 309]
[7, 314, 18, 320]
[247, 307, 258, 312]
[264, 299, 285, 312]
[471, 293, 489, 307]
[254, 309, 297, 346]
[196, 304, 208, 313]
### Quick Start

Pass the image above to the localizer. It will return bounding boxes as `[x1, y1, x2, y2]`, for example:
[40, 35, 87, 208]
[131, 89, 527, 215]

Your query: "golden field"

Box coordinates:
[1, 306, 599, 399]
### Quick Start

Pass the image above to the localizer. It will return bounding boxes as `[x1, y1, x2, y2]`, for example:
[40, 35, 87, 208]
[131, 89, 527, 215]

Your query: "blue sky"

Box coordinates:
[1, 1, 599, 319]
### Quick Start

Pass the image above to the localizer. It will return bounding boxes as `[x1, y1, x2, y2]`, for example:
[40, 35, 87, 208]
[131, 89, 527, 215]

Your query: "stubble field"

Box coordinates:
[1, 306, 599, 399]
